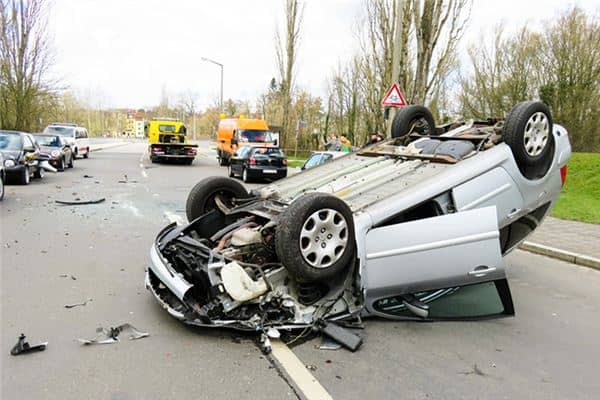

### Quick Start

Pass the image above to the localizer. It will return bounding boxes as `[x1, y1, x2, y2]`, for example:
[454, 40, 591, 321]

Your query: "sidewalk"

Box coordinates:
[521, 216, 600, 269]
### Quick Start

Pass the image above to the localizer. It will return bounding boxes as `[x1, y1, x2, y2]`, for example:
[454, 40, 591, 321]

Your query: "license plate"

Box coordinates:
[263, 169, 277, 174]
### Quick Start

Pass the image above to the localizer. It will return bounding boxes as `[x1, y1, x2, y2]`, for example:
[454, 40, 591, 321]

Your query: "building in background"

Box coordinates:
[124, 110, 147, 138]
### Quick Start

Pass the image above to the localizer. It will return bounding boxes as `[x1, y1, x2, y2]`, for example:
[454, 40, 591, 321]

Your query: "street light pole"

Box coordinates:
[201, 57, 224, 112]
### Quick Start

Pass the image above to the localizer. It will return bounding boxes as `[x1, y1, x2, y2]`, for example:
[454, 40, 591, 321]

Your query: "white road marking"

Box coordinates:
[270, 340, 333, 400]
[141, 169, 148, 178]
[164, 211, 185, 226]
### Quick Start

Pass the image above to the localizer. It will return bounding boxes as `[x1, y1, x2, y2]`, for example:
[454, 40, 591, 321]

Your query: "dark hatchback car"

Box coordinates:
[34, 134, 74, 171]
[228, 145, 287, 182]
[0, 130, 47, 184]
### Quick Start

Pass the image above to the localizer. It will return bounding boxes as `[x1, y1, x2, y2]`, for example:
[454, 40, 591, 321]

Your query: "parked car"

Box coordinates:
[146, 101, 570, 348]
[228, 145, 287, 182]
[301, 150, 346, 170]
[42, 123, 90, 159]
[0, 153, 5, 200]
[34, 134, 74, 171]
[0, 130, 56, 184]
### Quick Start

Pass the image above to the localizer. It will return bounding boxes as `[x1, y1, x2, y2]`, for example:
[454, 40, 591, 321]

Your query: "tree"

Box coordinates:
[459, 7, 599, 152]
[275, 0, 303, 147]
[0, 0, 57, 131]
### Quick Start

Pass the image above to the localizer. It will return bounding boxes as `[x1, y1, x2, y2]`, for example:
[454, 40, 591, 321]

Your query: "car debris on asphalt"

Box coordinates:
[10, 334, 48, 356]
[55, 198, 106, 205]
[64, 298, 92, 309]
[78, 323, 149, 345]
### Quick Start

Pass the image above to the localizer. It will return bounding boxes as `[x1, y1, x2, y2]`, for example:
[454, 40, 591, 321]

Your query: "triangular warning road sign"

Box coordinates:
[381, 83, 407, 107]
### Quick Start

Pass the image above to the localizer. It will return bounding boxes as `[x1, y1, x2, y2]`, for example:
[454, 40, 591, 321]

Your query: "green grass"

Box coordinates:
[551, 152, 600, 224]
[287, 156, 307, 168]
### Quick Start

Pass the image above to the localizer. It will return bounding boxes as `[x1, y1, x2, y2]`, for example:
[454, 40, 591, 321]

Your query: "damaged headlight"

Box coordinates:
[51, 150, 60, 157]
[4, 159, 15, 167]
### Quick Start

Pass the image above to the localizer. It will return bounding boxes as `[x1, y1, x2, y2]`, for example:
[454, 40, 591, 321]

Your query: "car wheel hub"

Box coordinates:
[523, 112, 549, 157]
[299, 208, 348, 269]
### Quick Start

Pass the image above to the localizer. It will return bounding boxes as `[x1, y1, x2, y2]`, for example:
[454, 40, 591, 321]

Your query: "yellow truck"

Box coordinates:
[146, 118, 198, 164]
[216, 117, 276, 166]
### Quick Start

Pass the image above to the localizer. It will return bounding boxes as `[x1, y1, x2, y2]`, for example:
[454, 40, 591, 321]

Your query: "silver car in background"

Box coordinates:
[145, 101, 570, 349]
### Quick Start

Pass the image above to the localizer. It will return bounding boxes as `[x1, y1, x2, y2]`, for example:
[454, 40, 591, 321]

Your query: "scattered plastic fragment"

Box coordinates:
[10, 334, 47, 356]
[55, 198, 106, 205]
[65, 298, 92, 309]
[83, 175, 93, 178]
[318, 336, 342, 351]
[78, 323, 149, 345]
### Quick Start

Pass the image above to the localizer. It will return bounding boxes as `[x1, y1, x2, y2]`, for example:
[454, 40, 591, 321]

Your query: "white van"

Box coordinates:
[42, 123, 91, 158]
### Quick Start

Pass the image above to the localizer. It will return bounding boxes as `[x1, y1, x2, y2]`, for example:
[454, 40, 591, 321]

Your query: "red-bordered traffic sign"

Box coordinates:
[381, 83, 407, 107]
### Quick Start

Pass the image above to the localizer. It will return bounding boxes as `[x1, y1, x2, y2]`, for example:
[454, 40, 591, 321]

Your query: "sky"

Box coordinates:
[48, 0, 599, 110]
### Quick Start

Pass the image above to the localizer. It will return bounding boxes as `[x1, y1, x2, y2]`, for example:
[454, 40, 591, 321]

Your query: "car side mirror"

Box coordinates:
[233, 152, 238, 157]
[231, 138, 238, 146]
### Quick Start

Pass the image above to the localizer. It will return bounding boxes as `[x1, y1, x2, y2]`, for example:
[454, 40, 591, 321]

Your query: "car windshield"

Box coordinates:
[35, 135, 61, 146]
[0, 133, 22, 150]
[159, 125, 176, 133]
[44, 126, 75, 137]
[238, 130, 273, 143]
[252, 147, 284, 157]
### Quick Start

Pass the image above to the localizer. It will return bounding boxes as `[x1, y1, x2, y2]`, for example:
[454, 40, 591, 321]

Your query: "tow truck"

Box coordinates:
[146, 118, 198, 164]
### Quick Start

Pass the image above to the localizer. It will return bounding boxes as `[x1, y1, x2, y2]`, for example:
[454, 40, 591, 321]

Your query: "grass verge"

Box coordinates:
[551, 152, 600, 224]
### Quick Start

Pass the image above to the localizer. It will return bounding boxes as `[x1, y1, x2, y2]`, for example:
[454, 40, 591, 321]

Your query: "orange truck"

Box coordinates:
[216, 117, 277, 166]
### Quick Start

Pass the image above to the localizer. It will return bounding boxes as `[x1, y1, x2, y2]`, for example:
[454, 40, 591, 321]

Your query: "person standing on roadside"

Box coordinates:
[323, 134, 342, 151]
[340, 134, 352, 152]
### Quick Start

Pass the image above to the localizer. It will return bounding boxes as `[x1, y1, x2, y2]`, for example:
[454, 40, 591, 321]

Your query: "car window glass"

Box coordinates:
[304, 154, 323, 169]
[373, 280, 510, 319]
[0, 133, 22, 150]
[23, 135, 34, 149]
[35, 136, 61, 146]
[252, 147, 284, 157]
[46, 126, 75, 137]
[322, 154, 333, 163]
[82, 129, 88, 138]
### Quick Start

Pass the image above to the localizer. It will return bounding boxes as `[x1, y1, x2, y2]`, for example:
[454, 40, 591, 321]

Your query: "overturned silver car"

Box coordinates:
[146, 101, 571, 349]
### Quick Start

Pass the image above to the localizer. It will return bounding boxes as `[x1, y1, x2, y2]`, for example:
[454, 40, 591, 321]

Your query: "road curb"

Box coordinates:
[520, 241, 600, 270]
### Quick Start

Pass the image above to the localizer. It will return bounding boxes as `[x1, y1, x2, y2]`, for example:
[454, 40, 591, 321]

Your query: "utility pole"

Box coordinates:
[387, 0, 405, 137]
[201, 57, 224, 112]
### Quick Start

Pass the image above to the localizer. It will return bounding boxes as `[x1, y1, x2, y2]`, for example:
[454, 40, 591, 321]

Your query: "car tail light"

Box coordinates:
[186, 148, 197, 154]
[249, 157, 256, 165]
[153, 146, 163, 152]
[283, 159, 288, 165]
[560, 165, 568, 187]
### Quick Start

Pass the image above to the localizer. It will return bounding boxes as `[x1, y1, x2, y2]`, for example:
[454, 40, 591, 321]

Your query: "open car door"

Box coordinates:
[363, 206, 514, 320]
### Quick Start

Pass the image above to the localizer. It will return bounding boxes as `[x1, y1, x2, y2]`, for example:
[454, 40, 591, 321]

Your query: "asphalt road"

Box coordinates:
[2, 140, 599, 400]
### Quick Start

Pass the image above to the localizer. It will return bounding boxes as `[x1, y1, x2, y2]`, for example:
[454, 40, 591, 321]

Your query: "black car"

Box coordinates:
[34, 134, 74, 171]
[0, 153, 5, 200]
[228, 145, 287, 182]
[0, 130, 47, 184]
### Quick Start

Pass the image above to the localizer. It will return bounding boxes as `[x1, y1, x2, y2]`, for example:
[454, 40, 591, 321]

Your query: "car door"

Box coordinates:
[363, 206, 513, 319]
[231, 146, 246, 175]
[21, 134, 38, 168]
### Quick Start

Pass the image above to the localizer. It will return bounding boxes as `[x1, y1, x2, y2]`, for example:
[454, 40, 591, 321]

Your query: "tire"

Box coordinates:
[68, 154, 74, 168]
[391, 105, 436, 139]
[503, 101, 554, 180]
[20, 166, 30, 185]
[228, 166, 235, 177]
[185, 176, 250, 222]
[242, 168, 250, 183]
[0, 175, 4, 201]
[275, 192, 356, 282]
[58, 157, 65, 171]
[34, 166, 44, 179]
[184, 158, 194, 165]
[83, 149, 89, 159]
